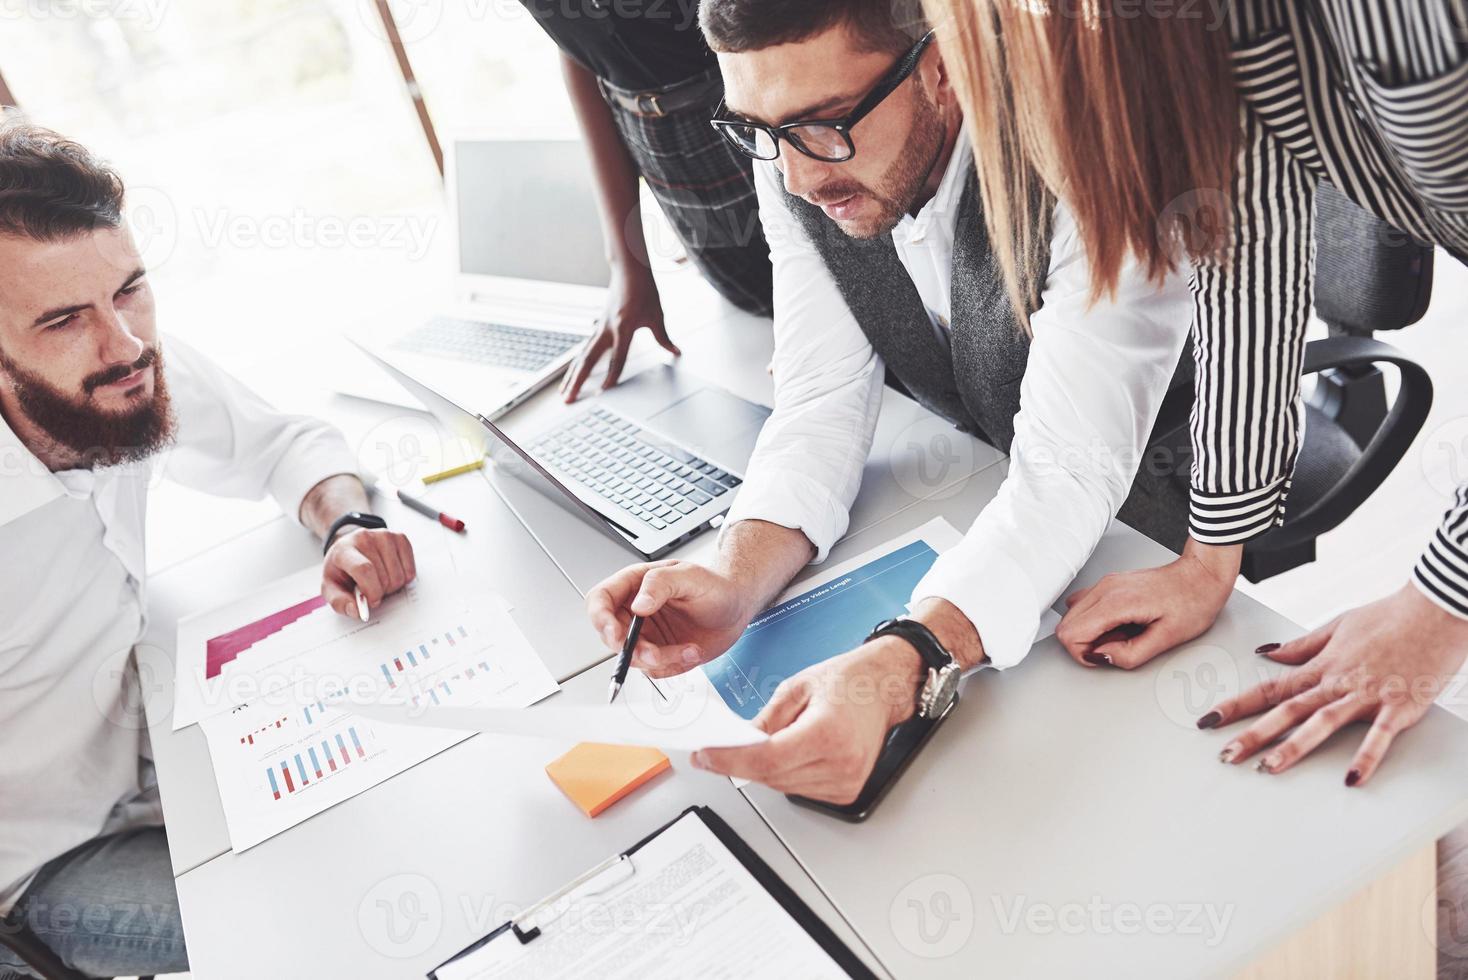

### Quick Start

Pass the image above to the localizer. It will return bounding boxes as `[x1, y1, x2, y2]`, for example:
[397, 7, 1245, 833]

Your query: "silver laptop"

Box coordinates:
[354, 342, 772, 559]
[352, 138, 610, 419]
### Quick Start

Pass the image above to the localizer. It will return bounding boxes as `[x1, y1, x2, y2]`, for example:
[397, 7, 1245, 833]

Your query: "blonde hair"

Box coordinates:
[925, 0, 1239, 321]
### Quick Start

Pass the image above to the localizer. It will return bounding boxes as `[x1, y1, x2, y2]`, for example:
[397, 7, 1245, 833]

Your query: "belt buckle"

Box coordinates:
[635, 93, 664, 117]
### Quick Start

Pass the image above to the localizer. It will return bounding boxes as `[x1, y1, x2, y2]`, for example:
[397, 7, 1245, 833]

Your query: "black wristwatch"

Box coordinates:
[323, 511, 387, 554]
[787, 617, 963, 822]
[867, 617, 962, 720]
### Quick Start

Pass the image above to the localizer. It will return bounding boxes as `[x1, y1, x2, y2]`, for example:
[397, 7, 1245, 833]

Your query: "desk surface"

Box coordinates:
[172, 666, 886, 979]
[146, 285, 1468, 979]
[745, 490, 1468, 979]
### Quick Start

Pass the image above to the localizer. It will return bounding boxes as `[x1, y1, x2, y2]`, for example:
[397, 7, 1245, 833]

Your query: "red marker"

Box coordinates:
[396, 487, 466, 533]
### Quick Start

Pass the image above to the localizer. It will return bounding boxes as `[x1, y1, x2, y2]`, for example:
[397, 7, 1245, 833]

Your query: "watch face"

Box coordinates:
[919, 664, 960, 719]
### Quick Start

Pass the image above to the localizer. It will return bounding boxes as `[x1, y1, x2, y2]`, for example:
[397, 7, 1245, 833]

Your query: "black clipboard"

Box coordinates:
[427, 805, 876, 979]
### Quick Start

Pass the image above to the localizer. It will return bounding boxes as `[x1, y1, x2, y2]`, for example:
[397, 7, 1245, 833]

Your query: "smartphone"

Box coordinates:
[787, 695, 958, 822]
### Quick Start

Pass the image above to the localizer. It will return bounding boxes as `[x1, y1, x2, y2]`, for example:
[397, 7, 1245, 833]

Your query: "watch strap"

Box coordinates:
[323, 512, 387, 554]
[866, 617, 955, 672]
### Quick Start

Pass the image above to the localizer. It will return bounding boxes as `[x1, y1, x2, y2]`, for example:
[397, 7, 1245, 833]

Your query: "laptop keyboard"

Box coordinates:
[530, 408, 742, 531]
[393, 316, 584, 371]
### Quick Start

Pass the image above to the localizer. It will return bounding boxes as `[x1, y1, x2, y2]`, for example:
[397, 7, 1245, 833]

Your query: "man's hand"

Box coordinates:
[691, 598, 981, 804]
[1058, 539, 1241, 669]
[586, 559, 753, 676]
[560, 267, 678, 403]
[1202, 584, 1468, 786]
[321, 528, 416, 620]
[693, 636, 923, 804]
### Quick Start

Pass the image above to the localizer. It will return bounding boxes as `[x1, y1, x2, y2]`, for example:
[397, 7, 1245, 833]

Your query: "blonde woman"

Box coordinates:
[925, 0, 1468, 786]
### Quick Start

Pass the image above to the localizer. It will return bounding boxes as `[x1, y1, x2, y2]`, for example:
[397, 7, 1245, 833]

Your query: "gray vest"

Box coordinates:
[784, 170, 1195, 551]
[784, 171, 1036, 449]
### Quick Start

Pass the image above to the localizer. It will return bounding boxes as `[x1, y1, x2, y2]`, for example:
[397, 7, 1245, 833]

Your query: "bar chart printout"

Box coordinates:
[205, 595, 328, 679]
[199, 601, 559, 852]
[264, 724, 373, 800]
[174, 563, 386, 730]
[173, 537, 468, 732]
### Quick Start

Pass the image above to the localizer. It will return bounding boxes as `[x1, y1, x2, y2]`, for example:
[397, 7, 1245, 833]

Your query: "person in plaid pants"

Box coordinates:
[518, 0, 773, 402]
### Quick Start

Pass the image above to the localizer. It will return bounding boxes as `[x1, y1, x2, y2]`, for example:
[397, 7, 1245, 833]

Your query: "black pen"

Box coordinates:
[607, 615, 644, 704]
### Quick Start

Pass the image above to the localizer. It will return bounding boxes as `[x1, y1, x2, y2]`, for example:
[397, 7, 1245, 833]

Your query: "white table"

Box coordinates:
[171, 667, 884, 979]
[145, 285, 1468, 979]
[742, 480, 1468, 978]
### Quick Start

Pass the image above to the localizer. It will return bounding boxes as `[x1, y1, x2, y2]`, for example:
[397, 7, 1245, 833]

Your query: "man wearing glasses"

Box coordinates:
[584, 0, 1194, 804]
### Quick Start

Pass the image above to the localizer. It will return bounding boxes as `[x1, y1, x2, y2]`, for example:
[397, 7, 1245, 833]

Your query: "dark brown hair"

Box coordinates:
[0, 115, 125, 242]
[925, 0, 1239, 316]
[701, 0, 928, 55]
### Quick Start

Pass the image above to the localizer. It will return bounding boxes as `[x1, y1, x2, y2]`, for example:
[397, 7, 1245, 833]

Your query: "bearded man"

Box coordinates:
[0, 121, 416, 979]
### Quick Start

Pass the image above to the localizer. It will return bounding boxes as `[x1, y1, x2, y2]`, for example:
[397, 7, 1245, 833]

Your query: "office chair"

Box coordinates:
[1143, 183, 1435, 581]
[0, 915, 152, 980]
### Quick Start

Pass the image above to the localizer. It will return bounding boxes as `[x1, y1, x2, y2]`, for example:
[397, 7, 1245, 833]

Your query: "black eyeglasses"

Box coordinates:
[710, 30, 936, 164]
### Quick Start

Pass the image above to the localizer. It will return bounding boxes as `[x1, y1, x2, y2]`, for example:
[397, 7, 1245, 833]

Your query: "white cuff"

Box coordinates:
[720, 467, 852, 563]
[910, 543, 1041, 670]
[266, 427, 359, 527]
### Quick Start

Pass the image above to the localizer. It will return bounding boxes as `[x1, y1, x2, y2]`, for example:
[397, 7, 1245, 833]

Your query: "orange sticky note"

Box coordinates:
[545, 742, 671, 818]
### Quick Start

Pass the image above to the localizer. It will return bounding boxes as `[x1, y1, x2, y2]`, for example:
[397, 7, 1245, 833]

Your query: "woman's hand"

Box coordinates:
[1058, 540, 1241, 669]
[1201, 584, 1468, 786]
[560, 265, 678, 403]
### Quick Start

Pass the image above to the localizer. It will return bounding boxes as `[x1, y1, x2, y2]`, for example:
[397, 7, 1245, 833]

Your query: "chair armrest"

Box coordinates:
[1251, 336, 1433, 552]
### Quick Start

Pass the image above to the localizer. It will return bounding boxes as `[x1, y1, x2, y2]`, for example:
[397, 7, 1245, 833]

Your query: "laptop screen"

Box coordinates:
[453, 139, 611, 288]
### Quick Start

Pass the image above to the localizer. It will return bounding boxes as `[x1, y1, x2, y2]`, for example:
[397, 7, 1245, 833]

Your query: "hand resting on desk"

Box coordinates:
[1059, 536, 1468, 787]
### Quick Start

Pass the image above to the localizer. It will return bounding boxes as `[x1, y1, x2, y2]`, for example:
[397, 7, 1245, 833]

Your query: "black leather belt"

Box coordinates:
[598, 69, 722, 118]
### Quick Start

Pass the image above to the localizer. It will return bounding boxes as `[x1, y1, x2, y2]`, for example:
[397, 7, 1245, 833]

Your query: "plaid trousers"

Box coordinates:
[602, 70, 774, 317]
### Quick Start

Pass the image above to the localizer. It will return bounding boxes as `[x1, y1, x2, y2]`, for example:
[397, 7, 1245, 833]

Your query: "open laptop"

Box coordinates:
[351, 138, 610, 418]
[354, 342, 772, 559]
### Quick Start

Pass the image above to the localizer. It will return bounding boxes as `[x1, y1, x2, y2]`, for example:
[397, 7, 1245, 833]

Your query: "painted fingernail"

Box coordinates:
[1255, 643, 1281, 656]
[1256, 755, 1279, 774]
[1218, 745, 1238, 764]
[1196, 711, 1222, 730]
[1083, 652, 1113, 667]
[1346, 769, 1362, 787]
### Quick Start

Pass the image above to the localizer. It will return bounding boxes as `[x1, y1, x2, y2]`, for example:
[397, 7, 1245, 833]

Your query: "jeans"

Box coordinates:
[0, 828, 188, 978]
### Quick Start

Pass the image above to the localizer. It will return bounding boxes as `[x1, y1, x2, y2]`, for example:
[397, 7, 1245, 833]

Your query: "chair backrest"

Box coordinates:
[1312, 182, 1435, 335]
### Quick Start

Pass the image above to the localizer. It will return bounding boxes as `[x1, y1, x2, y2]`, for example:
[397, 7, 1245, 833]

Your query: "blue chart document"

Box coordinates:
[702, 519, 960, 720]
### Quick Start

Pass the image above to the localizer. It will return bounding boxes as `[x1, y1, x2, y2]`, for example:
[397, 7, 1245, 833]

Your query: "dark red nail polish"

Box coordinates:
[1255, 642, 1281, 655]
[1346, 769, 1361, 787]
[1083, 652, 1112, 667]
[1196, 711, 1222, 730]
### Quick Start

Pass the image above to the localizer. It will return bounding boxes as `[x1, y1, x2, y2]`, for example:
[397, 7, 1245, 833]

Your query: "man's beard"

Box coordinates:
[807, 92, 949, 240]
[0, 344, 176, 469]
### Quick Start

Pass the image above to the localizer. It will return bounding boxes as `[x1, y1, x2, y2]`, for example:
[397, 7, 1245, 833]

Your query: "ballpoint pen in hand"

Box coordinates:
[607, 615, 644, 705]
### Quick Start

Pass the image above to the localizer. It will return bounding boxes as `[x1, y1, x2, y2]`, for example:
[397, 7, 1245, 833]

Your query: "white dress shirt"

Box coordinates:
[723, 129, 1193, 668]
[0, 337, 357, 911]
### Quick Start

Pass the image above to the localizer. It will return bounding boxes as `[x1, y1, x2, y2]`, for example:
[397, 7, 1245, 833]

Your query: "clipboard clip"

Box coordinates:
[510, 852, 637, 944]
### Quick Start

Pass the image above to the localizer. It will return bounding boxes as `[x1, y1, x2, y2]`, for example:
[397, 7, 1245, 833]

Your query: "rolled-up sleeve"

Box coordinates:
[159, 336, 359, 524]
[720, 161, 885, 562]
[911, 204, 1193, 667]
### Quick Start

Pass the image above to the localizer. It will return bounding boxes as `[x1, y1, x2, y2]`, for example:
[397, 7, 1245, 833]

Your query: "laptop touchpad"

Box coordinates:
[647, 388, 771, 466]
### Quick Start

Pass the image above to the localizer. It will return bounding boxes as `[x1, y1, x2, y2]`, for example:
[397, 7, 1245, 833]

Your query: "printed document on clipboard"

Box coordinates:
[429, 807, 875, 980]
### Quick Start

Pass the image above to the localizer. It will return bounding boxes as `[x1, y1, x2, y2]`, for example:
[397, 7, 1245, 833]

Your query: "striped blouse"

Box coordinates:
[1191, 0, 1468, 616]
